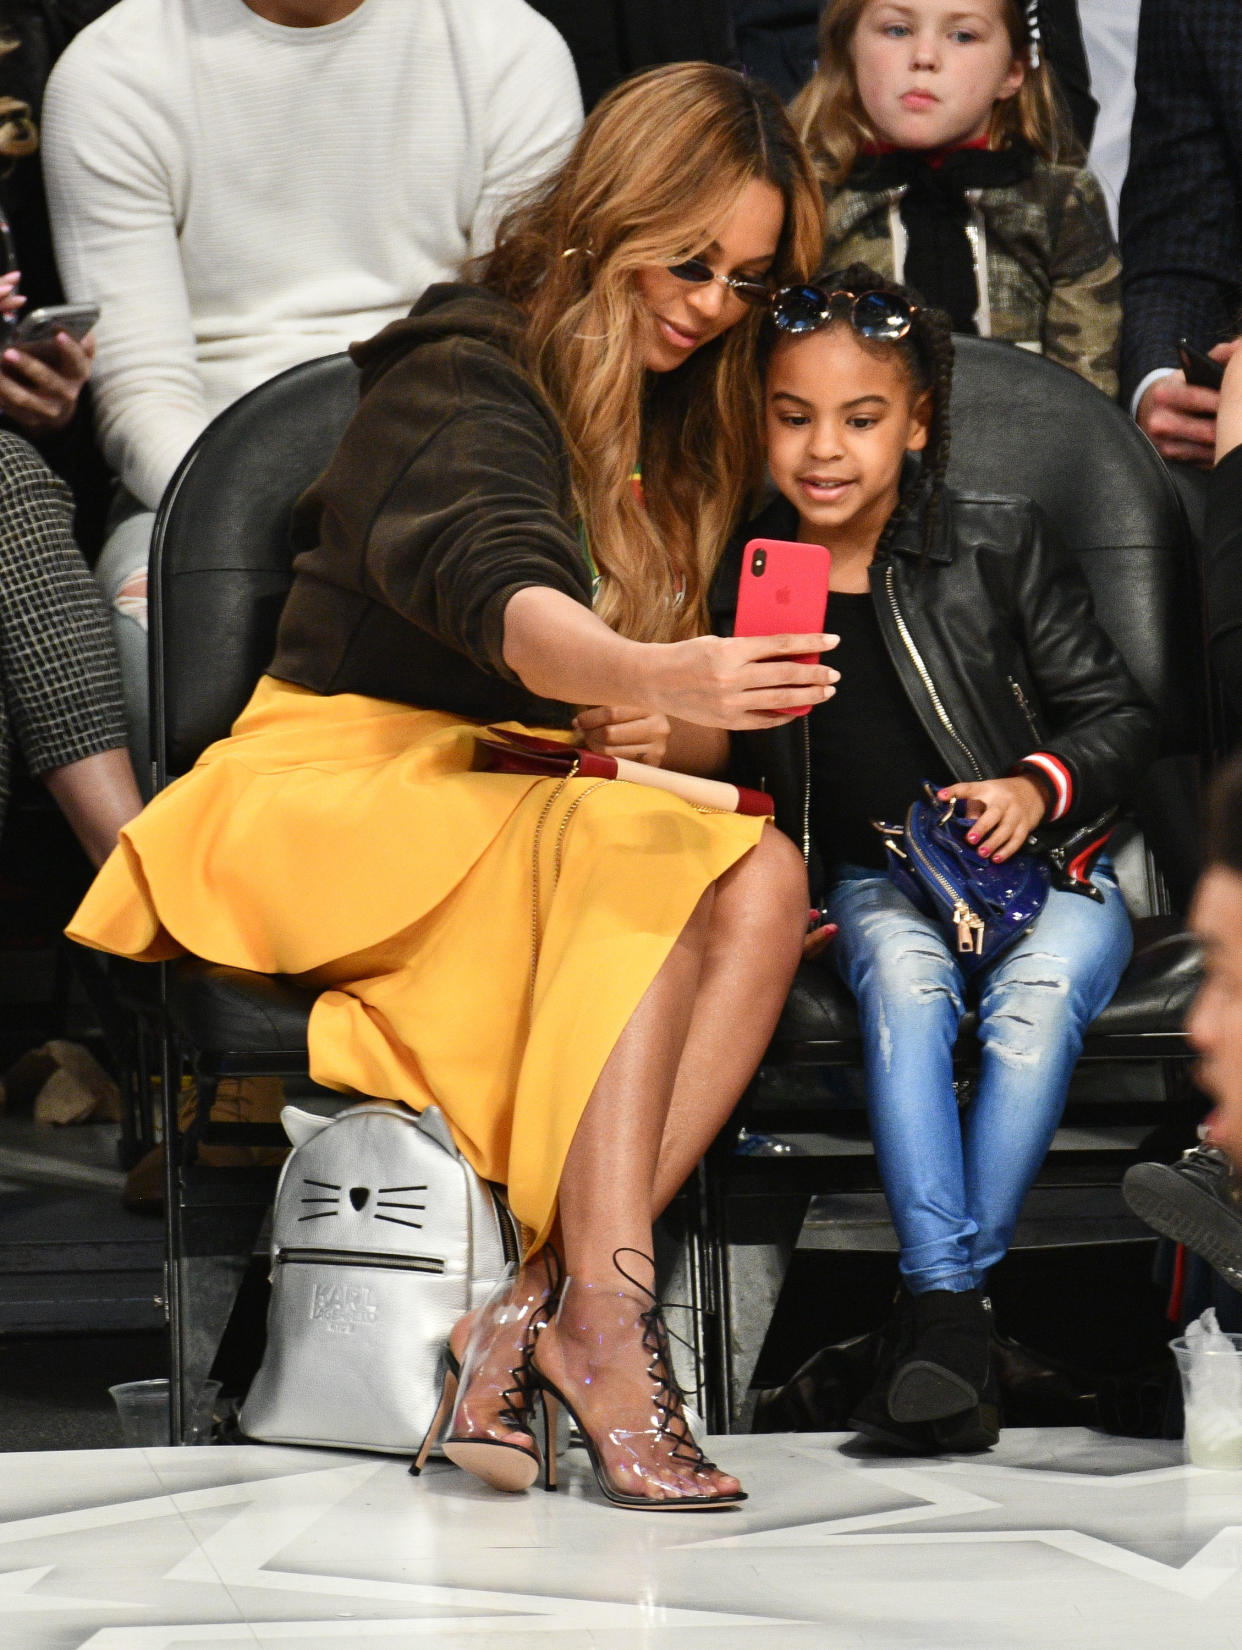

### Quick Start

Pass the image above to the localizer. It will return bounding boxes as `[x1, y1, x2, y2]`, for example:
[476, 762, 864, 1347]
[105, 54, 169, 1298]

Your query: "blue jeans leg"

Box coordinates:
[965, 865, 1132, 1278]
[825, 871, 977, 1293]
[827, 864, 1132, 1294]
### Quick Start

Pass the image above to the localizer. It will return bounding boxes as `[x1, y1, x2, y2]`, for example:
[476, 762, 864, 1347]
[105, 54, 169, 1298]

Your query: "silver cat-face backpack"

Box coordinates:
[239, 1101, 519, 1454]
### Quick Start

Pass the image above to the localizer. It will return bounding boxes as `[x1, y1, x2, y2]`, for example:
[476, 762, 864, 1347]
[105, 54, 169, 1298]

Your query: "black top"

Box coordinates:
[808, 588, 945, 870]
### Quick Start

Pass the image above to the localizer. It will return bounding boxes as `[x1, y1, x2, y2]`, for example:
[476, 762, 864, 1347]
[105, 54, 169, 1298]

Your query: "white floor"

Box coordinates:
[3, 1429, 1242, 1648]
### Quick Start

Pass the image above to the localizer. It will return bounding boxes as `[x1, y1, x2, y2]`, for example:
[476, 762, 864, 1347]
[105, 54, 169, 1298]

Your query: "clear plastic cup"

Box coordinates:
[1170, 1333, 1242, 1468]
[109, 1378, 222, 1446]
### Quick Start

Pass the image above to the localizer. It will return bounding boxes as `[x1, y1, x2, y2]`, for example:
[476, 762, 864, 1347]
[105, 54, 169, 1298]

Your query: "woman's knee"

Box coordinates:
[726, 824, 807, 926]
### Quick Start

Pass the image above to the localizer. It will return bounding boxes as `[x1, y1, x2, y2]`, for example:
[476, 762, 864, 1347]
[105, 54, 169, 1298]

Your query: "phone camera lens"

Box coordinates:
[751, 549, 767, 576]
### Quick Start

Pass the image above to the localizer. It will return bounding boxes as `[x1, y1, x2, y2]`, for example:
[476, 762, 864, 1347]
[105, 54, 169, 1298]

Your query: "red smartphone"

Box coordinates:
[734, 537, 832, 716]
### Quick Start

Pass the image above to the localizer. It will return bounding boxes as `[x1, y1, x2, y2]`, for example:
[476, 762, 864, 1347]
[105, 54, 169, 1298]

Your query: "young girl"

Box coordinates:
[721, 262, 1155, 1450]
[791, 0, 1121, 397]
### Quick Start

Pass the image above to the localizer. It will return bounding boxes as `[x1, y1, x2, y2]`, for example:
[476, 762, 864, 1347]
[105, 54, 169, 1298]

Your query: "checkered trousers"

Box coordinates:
[0, 431, 127, 820]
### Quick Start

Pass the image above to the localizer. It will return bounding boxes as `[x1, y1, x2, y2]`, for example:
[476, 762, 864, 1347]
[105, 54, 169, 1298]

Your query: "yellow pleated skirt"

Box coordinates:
[67, 677, 765, 1248]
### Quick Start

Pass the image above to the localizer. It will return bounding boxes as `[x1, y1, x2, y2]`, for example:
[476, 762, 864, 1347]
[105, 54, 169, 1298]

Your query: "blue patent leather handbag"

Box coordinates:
[875, 781, 1051, 974]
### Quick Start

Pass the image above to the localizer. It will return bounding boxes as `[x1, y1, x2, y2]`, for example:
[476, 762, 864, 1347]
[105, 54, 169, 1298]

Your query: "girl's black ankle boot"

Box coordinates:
[887, 1287, 992, 1423]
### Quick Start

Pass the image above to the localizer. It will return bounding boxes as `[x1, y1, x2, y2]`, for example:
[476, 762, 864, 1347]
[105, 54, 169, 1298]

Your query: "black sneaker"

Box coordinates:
[1122, 1144, 1242, 1286]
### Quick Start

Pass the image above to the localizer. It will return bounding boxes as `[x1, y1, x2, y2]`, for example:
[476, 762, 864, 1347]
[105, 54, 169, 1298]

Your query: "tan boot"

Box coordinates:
[122, 1075, 289, 1214]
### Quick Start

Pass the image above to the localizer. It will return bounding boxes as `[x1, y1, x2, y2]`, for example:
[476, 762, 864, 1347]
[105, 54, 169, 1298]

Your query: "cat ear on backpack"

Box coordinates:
[279, 1105, 334, 1149]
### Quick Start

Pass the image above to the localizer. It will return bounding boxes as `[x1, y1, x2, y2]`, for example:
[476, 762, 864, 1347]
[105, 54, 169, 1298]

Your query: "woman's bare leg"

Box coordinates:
[43, 746, 143, 868]
[535, 825, 807, 1500]
[652, 825, 808, 1213]
[446, 891, 712, 1466]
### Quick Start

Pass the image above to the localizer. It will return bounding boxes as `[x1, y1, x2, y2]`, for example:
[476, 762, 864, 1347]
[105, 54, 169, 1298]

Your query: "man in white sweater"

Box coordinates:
[41, 0, 582, 777]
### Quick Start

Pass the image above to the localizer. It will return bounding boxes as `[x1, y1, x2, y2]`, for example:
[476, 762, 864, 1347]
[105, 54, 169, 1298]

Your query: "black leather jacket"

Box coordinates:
[712, 485, 1159, 896]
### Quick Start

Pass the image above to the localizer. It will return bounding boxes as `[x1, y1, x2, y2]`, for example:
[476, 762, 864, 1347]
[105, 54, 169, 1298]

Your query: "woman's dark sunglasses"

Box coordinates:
[667, 257, 774, 308]
[768, 284, 917, 340]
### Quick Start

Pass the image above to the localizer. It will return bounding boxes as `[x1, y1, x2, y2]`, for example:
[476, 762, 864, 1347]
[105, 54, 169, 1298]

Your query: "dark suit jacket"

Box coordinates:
[1120, 0, 1242, 402]
[522, 2, 737, 110]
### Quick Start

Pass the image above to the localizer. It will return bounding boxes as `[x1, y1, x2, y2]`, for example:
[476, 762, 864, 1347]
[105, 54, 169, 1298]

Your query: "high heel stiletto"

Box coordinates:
[409, 1346, 461, 1477]
[532, 1252, 747, 1511]
[411, 1256, 559, 1493]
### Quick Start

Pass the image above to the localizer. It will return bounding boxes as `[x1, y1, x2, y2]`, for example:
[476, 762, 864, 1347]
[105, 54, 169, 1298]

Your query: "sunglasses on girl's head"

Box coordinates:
[666, 257, 774, 308]
[768, 284, 917, 340]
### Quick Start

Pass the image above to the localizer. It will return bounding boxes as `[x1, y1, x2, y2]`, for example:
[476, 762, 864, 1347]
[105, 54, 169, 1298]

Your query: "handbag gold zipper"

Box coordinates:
[884, 566, 984, 780]
[951, 898, 985, 955]
[904, 832, 986, 955]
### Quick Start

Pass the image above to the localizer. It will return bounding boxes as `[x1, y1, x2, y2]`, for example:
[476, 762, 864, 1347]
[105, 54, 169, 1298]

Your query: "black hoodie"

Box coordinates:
[270, 283, 593, 728]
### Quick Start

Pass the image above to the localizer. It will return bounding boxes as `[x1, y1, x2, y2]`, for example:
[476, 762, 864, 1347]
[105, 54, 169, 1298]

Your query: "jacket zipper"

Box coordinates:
[800, 716, 812, 866]
[1009, 676, 1041, 742]
[884, 566, 985, 779]
[275, 1247, 446, 1274]
[964, 193, 992, 336]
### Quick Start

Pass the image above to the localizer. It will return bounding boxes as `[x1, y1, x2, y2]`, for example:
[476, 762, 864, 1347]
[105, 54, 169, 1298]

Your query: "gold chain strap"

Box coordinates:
[529, 776, 609, 1016]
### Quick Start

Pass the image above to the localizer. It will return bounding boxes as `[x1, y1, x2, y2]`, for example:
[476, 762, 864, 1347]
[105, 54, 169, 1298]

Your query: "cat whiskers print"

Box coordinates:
[297, 1178, 429, 1229]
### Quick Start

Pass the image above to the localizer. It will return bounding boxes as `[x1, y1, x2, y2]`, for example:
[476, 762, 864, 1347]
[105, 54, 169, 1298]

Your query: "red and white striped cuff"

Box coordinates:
[1019, 752, 1072, 822]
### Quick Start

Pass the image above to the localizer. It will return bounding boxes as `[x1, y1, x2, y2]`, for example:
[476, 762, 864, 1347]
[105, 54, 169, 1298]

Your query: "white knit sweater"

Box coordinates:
[42, 0, 582, 509]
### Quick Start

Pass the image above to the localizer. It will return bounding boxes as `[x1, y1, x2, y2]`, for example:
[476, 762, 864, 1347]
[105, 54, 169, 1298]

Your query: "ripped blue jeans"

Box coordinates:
[824, 863, 1132, 1294]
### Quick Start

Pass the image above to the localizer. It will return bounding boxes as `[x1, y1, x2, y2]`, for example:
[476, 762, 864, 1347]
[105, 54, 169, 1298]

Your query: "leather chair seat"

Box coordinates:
[770, 918, 1201, 1056]
[167, 958, 314, 1059]
[165, 921, 1200, 1068]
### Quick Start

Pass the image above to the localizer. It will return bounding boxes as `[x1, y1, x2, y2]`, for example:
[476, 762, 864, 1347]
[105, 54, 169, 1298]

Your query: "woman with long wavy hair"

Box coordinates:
[68, 62, 827, 1509]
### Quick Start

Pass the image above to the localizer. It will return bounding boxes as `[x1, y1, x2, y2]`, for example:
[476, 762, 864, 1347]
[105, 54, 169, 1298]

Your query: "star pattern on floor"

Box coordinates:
[700, 1435, 1242, 1599]
[2, 1432, 1242, 1649]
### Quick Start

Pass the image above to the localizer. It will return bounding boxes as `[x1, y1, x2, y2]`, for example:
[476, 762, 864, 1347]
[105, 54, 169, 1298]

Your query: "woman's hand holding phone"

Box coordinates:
[644, 631, 839, 729]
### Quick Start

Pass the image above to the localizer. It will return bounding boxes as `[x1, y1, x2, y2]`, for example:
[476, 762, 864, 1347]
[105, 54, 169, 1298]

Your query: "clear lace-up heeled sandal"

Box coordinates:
[411, 1253, 560, 1493]
[533, 1250, 747, 1511]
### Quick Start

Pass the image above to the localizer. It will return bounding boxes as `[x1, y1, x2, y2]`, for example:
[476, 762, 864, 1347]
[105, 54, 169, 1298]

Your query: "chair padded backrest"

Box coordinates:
[150, 353, 359, 778]
[153, 340, 1203, 781]
[945, 337, 1204, 758]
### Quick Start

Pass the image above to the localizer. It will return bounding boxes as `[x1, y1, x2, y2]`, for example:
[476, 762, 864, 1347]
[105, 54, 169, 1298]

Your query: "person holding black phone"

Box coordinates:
[0, 43, 95, 443]
[67, 66, 832, 1513]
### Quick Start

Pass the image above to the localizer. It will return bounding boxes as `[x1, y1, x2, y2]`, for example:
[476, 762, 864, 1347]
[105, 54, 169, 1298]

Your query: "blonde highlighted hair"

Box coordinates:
[474, 62, 824, 644]
[791, 0, 1077, 188]
[0, 37, 37, 162]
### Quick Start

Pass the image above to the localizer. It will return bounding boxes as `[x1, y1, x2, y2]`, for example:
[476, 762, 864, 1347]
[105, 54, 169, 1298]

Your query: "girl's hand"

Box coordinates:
[645, 632, 839, 730]
[0, 270, 24, 322]
[937, 774, 1049, 863]
[574, 704, 670, 765]
[803, 915, 838, 960]
[0, 327, 95, 435]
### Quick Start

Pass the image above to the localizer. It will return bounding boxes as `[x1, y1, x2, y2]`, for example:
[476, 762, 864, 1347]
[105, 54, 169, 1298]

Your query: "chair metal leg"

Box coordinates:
[159, 969, 185, 1445]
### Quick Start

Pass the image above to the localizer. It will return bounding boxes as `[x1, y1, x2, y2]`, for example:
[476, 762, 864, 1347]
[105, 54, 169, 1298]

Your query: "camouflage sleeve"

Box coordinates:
[1042, 168, 1122, 401]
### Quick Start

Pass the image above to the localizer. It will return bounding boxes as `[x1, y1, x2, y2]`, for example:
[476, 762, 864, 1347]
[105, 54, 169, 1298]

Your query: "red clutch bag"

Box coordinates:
[473, 726, 774, 817]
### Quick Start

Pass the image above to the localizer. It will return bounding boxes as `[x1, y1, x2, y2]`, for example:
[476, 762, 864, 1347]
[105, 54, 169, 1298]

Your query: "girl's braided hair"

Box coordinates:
[780, 261, 955, 561]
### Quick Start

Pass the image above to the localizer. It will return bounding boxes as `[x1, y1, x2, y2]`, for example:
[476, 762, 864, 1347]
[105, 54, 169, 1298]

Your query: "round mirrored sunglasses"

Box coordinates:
[667, 257, 774, 309]
[768, 285, 917, 341]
